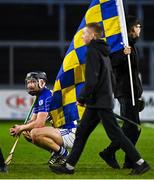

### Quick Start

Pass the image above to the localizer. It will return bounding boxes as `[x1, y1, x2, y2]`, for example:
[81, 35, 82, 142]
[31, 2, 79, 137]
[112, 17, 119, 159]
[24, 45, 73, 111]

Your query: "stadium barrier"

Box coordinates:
[0, 90, 154, 122]
[114, 91, 154, 122]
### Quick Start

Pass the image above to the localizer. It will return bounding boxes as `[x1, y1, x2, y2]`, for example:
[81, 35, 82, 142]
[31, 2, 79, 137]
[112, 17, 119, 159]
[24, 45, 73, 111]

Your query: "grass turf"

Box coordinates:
[0, 120, 154, 179]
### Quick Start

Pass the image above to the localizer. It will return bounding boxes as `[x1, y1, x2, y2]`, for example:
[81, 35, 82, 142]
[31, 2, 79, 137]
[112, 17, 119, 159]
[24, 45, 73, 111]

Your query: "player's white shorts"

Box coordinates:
[59, 128, 77, 149]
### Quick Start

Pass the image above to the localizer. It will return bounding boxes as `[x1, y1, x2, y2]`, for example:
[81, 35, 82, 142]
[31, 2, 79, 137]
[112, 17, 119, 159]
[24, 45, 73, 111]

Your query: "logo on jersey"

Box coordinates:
[39, 99, 44, 106]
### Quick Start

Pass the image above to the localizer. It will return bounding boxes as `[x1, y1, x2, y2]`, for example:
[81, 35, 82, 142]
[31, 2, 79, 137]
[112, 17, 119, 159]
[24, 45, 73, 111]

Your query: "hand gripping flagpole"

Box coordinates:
[116, 0, 135, 106]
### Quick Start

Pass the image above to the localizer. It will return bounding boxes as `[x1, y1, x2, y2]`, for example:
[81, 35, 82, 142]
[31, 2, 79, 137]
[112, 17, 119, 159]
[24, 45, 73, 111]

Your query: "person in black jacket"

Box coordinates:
[99, 15, 144, 169]
[0, 148, 7, 172]
[49, 22, 150, 175]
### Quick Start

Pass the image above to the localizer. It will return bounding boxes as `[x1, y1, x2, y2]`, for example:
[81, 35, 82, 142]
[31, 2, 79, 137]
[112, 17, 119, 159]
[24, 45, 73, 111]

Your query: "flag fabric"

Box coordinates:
[50, 0, 125, 128]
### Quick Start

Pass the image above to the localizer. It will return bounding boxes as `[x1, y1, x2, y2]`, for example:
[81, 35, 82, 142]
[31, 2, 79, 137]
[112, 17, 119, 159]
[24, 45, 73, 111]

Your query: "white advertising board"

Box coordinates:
[0, 90, 154, 121]
[114, 91, 154, 122]
[0, 90, 34, 119]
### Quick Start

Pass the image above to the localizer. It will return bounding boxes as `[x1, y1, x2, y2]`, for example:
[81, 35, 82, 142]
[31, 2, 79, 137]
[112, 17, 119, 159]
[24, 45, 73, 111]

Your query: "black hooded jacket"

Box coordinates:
[110, 37, 143, 99]
[77, 39, 114, 109]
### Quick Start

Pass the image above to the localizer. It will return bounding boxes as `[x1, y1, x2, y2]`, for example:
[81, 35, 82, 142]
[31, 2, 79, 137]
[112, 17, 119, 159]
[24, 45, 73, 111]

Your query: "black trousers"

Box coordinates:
[67, 108, 141, 166]
[0, 148, 5, 167]
[107, 97, 141, 164]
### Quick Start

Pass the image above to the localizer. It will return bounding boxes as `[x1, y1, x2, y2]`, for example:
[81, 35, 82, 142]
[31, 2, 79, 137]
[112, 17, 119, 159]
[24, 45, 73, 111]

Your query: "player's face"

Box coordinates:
[82, 27, 95, 44]
[26, 79, 39, 93]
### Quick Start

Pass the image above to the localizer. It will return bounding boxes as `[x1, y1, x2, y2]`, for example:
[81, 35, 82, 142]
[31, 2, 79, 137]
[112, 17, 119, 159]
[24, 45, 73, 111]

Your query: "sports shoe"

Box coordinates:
[99, 150, 120, 169]
[58, 155, 68, 165]
[123, 162, 134, 169]
[129, 161, 150, 175]
[48, 151, 69, 165]
[49, 163, 74, 174]
[0, 165, 7, 173]
[48, 153, 61, 165]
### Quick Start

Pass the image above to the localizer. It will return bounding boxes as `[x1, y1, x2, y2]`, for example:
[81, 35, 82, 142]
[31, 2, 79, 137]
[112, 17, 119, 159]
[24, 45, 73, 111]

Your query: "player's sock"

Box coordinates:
[58, 146, 69, 157]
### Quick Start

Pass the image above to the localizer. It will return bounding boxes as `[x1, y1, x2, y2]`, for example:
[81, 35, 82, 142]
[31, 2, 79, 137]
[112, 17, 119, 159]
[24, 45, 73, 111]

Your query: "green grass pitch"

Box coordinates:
[0, 120, 154, 179]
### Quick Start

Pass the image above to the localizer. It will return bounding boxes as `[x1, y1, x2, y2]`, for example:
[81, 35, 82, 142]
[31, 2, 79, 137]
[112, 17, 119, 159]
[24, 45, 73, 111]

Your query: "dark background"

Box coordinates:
[0, 1, 153, 88]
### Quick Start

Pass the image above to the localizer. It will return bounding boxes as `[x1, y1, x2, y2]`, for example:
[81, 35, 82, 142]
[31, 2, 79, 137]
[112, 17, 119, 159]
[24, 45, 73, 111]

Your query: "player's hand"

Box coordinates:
[123, 46, 131, 55]
[10, 125, 21, 137]
[76, 101, 86, 107]
[22, 131, 31, 139]
[10, 125, 17, 137]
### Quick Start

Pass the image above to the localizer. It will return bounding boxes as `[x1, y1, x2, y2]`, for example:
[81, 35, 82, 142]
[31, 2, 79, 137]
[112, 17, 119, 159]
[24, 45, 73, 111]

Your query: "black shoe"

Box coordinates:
[0, 165, 7, 173]
[99, 150, 120, 169]
[48, 152, 60, 165]
[58, 155, 68, 165]
[48, 151, 69, 165]
[129, 161, 150, 175]
[123, 162, 134, 169]
[49, 163, 74, 174]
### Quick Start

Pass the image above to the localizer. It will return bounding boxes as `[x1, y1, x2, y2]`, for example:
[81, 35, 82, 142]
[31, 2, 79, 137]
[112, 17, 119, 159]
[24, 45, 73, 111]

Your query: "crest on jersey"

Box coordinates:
[39, 99, 44, 106]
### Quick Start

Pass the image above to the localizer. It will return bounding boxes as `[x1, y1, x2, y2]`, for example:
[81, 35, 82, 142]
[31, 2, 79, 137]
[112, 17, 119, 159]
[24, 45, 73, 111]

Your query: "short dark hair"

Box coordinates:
[86, 22, 103, 39]
[126, 15, 141, 32]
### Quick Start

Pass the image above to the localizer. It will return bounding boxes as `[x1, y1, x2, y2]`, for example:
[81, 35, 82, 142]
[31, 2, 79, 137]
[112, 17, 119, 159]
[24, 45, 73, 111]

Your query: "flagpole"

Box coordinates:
[127, 54, 135, 106]
[116, 0, 135, 106]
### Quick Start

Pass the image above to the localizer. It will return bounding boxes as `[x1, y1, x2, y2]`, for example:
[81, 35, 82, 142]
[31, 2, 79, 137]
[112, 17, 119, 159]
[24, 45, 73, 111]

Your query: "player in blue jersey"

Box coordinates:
[10, 71, 77, 165]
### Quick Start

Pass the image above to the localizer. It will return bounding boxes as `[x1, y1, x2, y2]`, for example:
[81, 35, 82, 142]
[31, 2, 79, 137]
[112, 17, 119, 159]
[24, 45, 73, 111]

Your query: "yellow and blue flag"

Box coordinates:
[50, 0, 125, 127]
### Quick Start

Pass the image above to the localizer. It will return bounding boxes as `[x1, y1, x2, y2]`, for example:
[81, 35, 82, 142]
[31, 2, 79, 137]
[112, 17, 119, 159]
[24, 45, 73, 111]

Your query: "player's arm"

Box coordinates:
[10, 112, 48, 137]
[26, 113, 37, 124]
[20, 112, 48, 130]
[33, 112, 48, 128]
